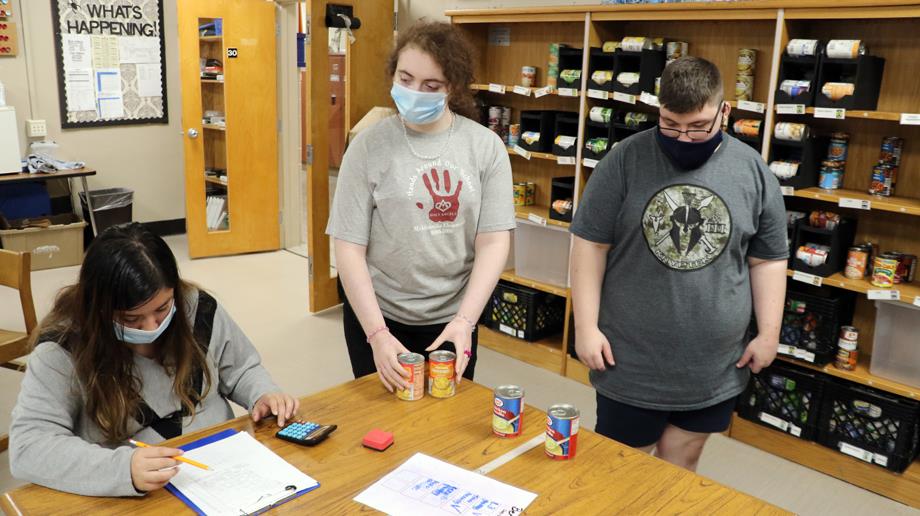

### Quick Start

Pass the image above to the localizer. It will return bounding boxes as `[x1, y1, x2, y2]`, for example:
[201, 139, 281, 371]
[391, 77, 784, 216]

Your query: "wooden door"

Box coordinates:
[178, 0, 280, 258]
[305, 0, 392, 312]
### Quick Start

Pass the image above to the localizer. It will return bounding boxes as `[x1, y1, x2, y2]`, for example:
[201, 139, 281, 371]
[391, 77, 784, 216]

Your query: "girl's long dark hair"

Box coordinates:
[32, 223, 211, 443]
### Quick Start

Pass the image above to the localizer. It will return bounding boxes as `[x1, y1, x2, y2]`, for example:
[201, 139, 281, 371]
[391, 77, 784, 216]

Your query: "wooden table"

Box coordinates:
[0, 168, 99, 236]
[0, 376, 788, 515]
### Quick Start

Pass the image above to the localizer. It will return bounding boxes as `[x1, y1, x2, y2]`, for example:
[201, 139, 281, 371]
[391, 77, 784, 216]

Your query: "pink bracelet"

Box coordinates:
[366, 326, 389, 343]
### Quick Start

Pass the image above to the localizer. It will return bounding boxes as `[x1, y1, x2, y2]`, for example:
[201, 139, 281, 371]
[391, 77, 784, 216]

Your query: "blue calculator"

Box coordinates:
[276, 420, 337, 446]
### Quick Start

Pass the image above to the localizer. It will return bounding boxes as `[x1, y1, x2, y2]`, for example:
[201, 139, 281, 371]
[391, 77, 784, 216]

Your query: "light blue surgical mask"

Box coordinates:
[390, 82, 447, 125]
[114, 304, 176, 345]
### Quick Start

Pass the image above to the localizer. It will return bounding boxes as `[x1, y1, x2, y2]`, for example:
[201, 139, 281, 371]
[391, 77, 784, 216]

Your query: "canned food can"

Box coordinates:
[737, 48, 757, 72]
[827, 133, 849, 162]
[559, 69, 582, 85]
[840, 326, 859, 342]
[732, 119, 762, 138]
[602, 41, 620, 53]
[818, 164, 844, 190]
[589, 106, 613, 124]
[879, 136, 904, 166]
[552, 199, 573, 215]
[786, 39, 819, 57]
[770, 160, 800, 180]
[591, 70, 613, 86]
[513, 182, 527, 207]
[488, 106, 501, 127]
[396, 353, 425, 401]
[507, 124, 521, 147]
[620, 36, 648, 53]
[835, 339, 858, 371]
[428, 350, 456, 398]
[521, 66, 537, 88]
[735, 73, 754, 101]
[616, 72, 640, 87]
[822, 82, 855, 101]
[780, 79, 812, 98]
[651, 38, 665, 51]
[624, 112, 649, 129]
[545, 404, 579, 460]
[869, 164, 897, 197]
[796, 245, 829, 267]
[522, 131, 540, 146]
[555, 135, 577, 150]
[871, 256, 899, 288]
[898, 254, 917, 283]
[585, 137, 609, 155]
[809, 210, 841, 230]
[501, 107, 512, 126]
[667, 41, 688, 61]
[844, 247, 869, 279]
[493, 385, 525, 438]
[774, 122, 808, 142]
[826, 39, 864, 59]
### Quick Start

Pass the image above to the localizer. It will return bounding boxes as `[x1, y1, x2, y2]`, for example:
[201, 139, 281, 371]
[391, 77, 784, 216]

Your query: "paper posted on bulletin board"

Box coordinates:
[51, 0, 168, 128]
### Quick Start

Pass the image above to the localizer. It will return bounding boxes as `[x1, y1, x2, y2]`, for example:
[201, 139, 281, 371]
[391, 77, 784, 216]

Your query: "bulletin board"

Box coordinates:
[51, 0, 168, 128]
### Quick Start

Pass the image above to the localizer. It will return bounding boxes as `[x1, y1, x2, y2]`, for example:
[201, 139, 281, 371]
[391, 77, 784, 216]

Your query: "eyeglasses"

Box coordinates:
[658, 102, 726, 141]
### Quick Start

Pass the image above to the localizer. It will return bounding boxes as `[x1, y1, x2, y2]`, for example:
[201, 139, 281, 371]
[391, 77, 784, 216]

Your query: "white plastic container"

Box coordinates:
[870, 301, 920, 388]
[513, 219, 570, 288]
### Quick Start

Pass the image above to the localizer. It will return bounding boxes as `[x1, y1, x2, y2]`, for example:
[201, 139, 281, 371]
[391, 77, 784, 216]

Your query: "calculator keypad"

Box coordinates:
[278, 422, 320, 439]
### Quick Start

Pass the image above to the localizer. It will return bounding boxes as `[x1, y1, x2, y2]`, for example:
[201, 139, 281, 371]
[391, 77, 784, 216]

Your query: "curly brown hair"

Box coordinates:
[386, 21, 478, 120]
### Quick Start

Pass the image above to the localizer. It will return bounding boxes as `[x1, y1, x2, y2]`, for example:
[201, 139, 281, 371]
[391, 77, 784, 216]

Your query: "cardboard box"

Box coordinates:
[0, 214, 86, 270]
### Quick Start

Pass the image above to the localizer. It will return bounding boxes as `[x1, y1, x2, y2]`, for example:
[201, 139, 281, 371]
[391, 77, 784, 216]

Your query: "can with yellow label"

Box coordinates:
[428, 350, 457, 398]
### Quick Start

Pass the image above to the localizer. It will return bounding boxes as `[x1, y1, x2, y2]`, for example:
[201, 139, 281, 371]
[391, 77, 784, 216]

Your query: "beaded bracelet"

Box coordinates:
[453, 314, 477, 331]
[366, 326, 389, 344]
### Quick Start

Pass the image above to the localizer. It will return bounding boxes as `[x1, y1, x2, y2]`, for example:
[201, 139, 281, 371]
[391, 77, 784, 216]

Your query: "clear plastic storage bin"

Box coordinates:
[513, 219, 570, 288]
[870, 301, 920, 388]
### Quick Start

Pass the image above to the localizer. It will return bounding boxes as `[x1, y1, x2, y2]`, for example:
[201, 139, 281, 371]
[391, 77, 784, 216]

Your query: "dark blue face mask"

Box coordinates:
[655, 122, 724, 171]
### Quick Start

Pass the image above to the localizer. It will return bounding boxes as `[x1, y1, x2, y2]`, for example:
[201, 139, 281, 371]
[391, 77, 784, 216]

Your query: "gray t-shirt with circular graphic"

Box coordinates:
[327, 115, 515, 325]
[571, 129, 788, 410]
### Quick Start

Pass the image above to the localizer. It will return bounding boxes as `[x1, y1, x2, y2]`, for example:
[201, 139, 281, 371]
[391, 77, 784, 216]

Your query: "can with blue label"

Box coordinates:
[545, 404, 579, 460]
[492, 385, 524, 438]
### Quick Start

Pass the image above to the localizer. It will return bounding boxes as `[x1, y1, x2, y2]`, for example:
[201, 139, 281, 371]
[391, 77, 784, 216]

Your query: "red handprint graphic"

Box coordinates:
[421, 168, 463, 223]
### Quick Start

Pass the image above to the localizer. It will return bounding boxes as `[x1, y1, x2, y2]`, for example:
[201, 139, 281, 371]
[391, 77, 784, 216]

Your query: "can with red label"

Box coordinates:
[844, 246, 869, 279]
[545, 404, 579, 460]
[396, 353, 425, 401]
[492, 385, 524, 438]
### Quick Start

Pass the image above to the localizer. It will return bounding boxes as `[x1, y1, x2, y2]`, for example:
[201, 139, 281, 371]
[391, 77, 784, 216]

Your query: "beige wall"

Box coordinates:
[0, 0, 184, 223]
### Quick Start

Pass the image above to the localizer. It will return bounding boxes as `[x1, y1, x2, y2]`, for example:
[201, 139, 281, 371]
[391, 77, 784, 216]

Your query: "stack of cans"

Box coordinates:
[666, 41, 688, 66]
[735, 48, 756, 101]
[818, 132, 849, 190]
[547, 43, 563, 90]
[869, 136, 903, 197]
[487, 106, 513, 145]
[835, 326, 859, 371]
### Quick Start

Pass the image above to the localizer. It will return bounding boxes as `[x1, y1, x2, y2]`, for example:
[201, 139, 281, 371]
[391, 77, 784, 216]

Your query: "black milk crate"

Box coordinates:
[737, 361, 825, 440]
[485, 281, 566, 342]
[817, 380, 920, 472]
[779, 280, 855, 366]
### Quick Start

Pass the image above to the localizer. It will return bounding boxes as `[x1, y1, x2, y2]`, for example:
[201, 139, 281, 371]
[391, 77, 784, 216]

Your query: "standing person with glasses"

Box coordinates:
[327, 21, 514, 392]
[569, 57, 788, 471]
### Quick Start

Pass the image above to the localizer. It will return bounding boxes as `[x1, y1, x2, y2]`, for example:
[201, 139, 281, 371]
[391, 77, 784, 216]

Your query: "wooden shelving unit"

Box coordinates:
[793, 187, 920, 216]
[200, 79, 224, 84]
[505, 147, 558, 162]
[471, 83, 583, 99]
[478, 326, 566, 374]
[204, 177, 227, 187]
[513, 204, 571, 229]
[778, 355, 920, 399]
[202, 124, 226, 131]
[500, 268, 569, 297]
[451, 2, 920, 507]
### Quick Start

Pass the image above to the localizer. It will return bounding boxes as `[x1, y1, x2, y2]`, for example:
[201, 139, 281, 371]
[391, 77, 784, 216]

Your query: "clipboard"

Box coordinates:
[164, 429, 319, 515]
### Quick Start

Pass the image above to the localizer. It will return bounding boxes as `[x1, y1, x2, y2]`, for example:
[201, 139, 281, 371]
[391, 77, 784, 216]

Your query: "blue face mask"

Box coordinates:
[114, 303, 176, 345]
[390, 82, 447, 125]
[655, 126, 724, 171]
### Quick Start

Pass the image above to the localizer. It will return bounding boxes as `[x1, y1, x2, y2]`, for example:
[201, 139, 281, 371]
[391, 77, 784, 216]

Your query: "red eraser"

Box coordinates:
[362, 429, 394, 451]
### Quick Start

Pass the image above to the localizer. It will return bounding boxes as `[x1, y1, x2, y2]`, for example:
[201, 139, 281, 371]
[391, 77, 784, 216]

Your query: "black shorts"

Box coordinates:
[594, 393, 736, 448]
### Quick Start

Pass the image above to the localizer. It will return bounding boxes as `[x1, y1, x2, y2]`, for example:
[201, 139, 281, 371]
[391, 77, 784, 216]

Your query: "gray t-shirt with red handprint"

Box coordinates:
[327, 114, 515, 325]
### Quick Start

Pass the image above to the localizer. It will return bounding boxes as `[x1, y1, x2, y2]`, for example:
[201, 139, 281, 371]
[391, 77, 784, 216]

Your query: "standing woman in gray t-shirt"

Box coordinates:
[326, 21, 515, 392]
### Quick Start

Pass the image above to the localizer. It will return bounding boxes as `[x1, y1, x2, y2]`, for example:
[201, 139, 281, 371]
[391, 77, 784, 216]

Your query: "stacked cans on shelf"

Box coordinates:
[487, 105, 517, 146]
[834, 326, 859, 371]
[871, 251, 917, 288]
[868, 136, 903, 197]
[818, 133, 850, 190]
[735, 48, 756, 101]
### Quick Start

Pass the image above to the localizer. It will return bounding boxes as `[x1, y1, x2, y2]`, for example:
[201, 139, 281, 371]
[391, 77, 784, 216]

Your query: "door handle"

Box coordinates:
[187, 128, 199, 139]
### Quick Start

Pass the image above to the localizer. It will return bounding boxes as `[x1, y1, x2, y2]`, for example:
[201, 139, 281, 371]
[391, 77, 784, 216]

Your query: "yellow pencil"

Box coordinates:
[128, 439, 211, 471]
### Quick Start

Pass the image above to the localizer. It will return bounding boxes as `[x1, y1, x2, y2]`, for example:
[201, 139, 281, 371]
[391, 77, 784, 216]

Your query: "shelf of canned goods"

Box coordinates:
[449, 0, 920, 508]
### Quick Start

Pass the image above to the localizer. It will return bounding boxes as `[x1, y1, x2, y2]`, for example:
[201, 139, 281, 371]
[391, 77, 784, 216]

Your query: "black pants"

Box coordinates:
[342, 297, 478, 380]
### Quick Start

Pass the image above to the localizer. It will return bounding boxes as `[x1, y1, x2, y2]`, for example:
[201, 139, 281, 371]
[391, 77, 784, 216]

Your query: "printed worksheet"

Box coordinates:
[354, 453, 537, 516]
[168, 431, 318, 515]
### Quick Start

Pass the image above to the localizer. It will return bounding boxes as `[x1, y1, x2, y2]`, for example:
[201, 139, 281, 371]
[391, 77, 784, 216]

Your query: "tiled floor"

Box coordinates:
[0, 235, 917, 515]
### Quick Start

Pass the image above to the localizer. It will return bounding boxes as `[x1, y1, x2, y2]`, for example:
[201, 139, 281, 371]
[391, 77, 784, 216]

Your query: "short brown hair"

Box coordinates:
[658, 57, 723, 114]
[386, 21, 478, 119]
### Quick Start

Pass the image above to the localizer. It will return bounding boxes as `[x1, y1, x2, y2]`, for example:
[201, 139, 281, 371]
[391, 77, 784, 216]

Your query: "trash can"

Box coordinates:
[79, 188, 133, 239]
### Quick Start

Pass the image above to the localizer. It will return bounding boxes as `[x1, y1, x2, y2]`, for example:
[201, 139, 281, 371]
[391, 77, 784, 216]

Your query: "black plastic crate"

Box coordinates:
[737, 361, 825, 440]
[817, 380, 920, 472]
[779, 279, 855, 365]
[485, 281, 565, 342]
